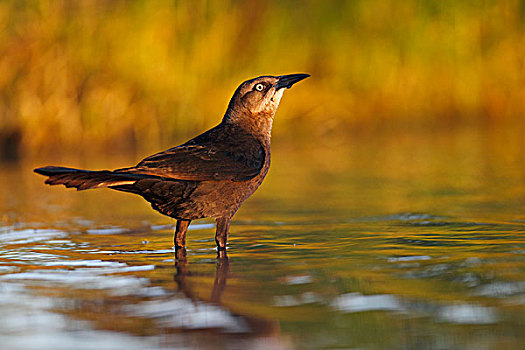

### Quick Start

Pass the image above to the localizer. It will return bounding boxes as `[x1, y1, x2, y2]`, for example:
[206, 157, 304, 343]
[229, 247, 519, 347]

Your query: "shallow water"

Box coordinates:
[1, 128, 524, 349]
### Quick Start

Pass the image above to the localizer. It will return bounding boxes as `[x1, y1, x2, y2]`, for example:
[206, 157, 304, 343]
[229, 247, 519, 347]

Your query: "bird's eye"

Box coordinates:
[254, 83, 264, 91]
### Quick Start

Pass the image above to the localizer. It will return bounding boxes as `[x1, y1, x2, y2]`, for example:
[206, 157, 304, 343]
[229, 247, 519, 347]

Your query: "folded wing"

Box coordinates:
[122, 139, 266, 182]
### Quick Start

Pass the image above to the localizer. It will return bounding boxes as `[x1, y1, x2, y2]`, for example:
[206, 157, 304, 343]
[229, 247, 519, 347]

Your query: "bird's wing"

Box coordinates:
[122, 141, 266, 182]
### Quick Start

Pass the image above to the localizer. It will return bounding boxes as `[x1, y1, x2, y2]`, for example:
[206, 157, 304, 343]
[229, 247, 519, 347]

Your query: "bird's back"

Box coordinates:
[115, 123, 271, 220]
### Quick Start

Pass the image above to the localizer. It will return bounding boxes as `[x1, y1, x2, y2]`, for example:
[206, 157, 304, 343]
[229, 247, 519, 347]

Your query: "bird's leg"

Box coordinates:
[215, 216, 231, 250]
[174, 219, 191, 249]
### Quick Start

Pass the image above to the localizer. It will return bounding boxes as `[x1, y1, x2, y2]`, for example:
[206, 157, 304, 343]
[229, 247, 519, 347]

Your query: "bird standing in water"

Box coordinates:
[35, 73, 309, 250]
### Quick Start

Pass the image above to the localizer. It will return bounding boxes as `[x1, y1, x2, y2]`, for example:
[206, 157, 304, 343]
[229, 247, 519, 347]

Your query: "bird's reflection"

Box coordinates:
[174, 248, 230, 303]
[173, 248, 280, 338]
[211, 250, 229, 303]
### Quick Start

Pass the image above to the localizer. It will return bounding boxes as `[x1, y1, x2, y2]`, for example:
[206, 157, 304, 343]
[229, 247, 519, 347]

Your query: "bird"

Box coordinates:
[34, 73, 309, 250]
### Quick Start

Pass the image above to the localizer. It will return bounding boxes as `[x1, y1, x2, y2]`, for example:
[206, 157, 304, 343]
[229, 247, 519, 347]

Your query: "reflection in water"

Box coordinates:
[331, 292, 499, 324]
[168, 248, 281, 342]
[0, 213, 523, 349]
[0, 129, 524, 349]
[0, 234, 287, 349]
[211, 251, 229, 303]
[174, 248, 232, 305]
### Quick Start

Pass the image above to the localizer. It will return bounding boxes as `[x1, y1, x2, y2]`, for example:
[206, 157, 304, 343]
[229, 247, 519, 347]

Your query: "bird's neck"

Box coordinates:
[223, 110, 274, 143]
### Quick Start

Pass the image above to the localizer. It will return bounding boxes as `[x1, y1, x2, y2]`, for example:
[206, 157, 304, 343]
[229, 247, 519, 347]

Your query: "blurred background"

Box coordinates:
[1, 0, 524, 160]
[1, 2, 524, 349]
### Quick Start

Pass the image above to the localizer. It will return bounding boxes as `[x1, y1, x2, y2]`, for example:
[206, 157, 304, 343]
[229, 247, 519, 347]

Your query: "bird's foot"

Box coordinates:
[174, 246, 187, 262]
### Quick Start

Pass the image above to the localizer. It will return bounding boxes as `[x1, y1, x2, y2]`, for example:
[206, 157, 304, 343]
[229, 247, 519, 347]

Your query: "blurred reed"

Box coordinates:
[0, 0, 524, 158]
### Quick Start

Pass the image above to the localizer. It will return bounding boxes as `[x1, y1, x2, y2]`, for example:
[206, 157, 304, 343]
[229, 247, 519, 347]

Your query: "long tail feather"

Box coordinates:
[34, 166, 162, 191]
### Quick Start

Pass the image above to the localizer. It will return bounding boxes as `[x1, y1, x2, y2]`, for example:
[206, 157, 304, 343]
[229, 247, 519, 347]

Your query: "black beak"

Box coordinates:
[274, 73, 310, 90]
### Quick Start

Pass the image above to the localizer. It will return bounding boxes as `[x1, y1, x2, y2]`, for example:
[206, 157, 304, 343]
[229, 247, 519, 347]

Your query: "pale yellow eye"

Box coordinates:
[255, 83, 264, 91]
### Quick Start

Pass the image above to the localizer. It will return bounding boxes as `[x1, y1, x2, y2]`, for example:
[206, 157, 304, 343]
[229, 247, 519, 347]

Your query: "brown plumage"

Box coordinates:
[34, 73, 309, 250]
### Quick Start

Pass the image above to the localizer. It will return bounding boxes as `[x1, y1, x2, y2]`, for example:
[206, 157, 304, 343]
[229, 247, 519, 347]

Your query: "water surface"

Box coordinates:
[1, 128, 524, 349]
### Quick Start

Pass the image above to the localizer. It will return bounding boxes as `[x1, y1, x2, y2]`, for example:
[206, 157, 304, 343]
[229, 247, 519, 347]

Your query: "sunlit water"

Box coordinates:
[0, 128, 524, 349]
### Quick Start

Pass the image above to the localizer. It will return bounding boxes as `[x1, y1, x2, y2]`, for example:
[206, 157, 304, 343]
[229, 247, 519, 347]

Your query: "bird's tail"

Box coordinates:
[34, 166, 161, 191]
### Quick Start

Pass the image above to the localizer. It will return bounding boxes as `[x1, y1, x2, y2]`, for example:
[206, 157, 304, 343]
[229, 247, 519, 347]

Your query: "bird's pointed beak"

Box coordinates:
[274, 73, 310, 90]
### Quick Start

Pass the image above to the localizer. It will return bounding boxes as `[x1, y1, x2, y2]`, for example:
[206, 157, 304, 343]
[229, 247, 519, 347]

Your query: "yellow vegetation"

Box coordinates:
[0, 0, 524, 157]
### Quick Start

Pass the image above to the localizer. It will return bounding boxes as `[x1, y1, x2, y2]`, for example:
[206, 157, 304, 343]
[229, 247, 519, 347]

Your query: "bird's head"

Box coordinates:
[223, 73, 310, 137]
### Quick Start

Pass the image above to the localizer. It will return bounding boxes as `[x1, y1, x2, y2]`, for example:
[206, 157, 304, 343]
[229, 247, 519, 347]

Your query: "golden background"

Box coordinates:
[0, 0, 524, 158]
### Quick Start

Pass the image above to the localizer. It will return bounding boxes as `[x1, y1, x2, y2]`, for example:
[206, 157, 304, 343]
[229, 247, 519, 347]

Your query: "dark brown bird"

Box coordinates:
[34, 73, 309, 250]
